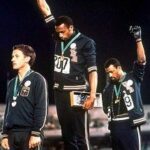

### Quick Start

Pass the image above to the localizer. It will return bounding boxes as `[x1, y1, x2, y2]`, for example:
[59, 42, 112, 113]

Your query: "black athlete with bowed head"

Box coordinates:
[103, 26, 146, 150]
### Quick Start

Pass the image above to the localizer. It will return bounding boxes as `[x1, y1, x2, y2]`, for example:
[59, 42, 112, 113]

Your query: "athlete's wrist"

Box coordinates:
[90, 92, 96, 101]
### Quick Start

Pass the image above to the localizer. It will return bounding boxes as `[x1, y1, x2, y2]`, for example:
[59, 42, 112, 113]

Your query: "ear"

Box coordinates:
[25, 56, 31, 63]
[69, 25, 74, 30]
[117, 66, 122, 70]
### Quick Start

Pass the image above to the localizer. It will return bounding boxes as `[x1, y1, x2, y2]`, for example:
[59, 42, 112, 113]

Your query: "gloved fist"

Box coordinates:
[129, 26, 142, 42]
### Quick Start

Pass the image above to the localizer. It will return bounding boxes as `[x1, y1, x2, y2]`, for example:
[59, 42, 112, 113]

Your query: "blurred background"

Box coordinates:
[0, 0, 150, 104]
[0, 0, 150, 149]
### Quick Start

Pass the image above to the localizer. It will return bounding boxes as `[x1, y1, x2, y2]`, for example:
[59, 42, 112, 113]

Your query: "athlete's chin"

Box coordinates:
[110, 78, 115, 81]
[12, 65, 19, 70]
[61, 37, 69, 41]
[110, 78, 118, 84]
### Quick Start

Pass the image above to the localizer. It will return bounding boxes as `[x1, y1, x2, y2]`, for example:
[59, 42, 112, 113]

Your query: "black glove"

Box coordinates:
[129, 26, 142, 42]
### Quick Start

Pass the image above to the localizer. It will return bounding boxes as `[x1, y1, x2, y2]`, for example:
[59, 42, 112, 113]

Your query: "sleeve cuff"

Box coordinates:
[31, 131, 41, 137]
[136, 39, 142, 42]
[1, 134, 8, 139]
[44, 15, 55, 23]
[87, 66, 97, 72]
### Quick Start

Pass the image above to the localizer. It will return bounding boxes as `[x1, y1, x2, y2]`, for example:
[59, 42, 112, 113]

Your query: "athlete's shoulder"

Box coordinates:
[31, 71, 46, 80]
[8, 77, 15, 85]
[79, 33, 95, 44]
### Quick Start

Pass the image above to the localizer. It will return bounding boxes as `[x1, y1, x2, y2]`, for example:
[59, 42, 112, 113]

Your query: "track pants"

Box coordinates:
[8, 130, 42, 150]
[54, 90, 90, 150]
[110, 119, 141, 150]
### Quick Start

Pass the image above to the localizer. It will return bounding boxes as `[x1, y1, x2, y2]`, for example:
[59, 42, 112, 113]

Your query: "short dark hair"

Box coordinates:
[12, 44, 36, 66]
[55, 16, 74, 28]
[104, 58, 121, 69]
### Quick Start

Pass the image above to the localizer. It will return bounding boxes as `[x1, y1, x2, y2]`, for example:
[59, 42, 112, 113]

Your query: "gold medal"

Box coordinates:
[60, 55, 64, 61]
[115, 96, 120, 104]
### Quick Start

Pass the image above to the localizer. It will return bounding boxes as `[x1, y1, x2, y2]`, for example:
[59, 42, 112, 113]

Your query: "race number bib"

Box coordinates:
[123, 93, 134, 111]
[54, 55, 70, 74]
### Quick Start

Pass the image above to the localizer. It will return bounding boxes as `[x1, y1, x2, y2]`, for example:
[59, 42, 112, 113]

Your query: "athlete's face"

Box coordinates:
[105, 65, 122, 82]
[11, 49, 30, 70]
[55, 23, 74, 41]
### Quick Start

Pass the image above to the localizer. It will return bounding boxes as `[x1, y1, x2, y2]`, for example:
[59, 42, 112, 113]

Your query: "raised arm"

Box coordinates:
[37, 0, 55, 31]
[37, 0, 52, 17]
[129, 26, 146, 64]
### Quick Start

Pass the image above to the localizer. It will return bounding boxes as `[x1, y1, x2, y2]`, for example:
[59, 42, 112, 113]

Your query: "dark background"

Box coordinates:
[0, 0, 150, 104]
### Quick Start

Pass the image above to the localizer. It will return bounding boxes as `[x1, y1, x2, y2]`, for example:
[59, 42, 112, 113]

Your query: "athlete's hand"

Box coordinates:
[29, 136, 41, 149]
[1, 138, 10, 150]
[37, 0, 52, 17]
[129, 26, 142, 42]
[83, 96, 95, 110]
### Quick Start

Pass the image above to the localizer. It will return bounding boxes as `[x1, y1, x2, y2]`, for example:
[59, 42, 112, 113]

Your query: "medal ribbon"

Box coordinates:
[13, 70, 32, 100]
[114, 84, 121, 99]
[113, 72, 126, 99]
[61, 32, 81, 55]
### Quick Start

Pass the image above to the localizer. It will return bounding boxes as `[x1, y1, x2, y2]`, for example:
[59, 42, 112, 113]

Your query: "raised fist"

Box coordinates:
[129, 26, 141, 42]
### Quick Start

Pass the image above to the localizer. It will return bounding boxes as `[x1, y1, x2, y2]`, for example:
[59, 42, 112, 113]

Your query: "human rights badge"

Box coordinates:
[70, 43, 78, 62]
[20, 80, 31, 97]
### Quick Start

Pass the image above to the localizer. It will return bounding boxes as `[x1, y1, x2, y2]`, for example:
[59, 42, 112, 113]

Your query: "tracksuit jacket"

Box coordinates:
[2, 71, 48, 138]
[103, 61, 146, 126]
[45, 15, 97, 91]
